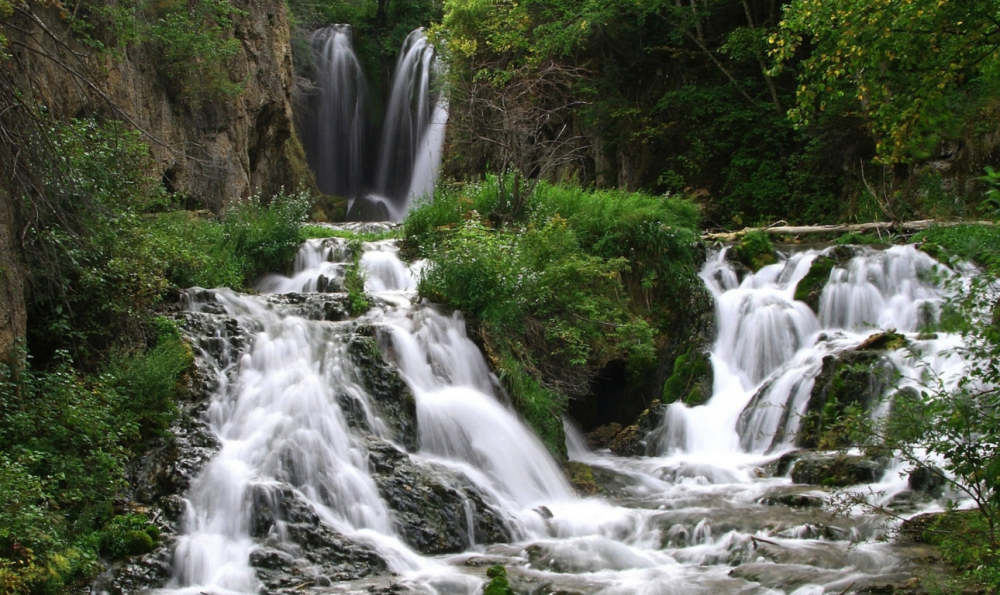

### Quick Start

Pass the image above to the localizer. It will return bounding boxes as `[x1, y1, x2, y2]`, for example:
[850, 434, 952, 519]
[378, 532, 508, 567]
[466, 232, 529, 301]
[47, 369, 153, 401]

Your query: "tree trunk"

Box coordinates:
[0, 186, 26, 361]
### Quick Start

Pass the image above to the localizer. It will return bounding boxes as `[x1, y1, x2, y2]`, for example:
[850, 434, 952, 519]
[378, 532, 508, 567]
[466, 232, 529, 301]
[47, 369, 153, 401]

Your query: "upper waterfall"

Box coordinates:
[299, 27, 447, 222]
[303, 26, 368, 200]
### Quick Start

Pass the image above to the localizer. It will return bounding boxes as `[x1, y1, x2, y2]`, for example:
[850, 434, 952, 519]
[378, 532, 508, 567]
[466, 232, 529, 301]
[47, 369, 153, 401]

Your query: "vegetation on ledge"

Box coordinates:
[404, 175, 703, 455]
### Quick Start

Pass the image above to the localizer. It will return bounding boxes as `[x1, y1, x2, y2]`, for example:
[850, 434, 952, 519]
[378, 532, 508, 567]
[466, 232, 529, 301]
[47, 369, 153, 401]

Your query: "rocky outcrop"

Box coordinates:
[346, 327, 419, 451]
[609, 401, 669, 456]
[796, 350, 894, 448]
[5, 1, 308, 213]
[365, 438, 511, 555]
[793, 246, 858, 313]
[247, 483, 386, 590]
[778, 451, 885, 487]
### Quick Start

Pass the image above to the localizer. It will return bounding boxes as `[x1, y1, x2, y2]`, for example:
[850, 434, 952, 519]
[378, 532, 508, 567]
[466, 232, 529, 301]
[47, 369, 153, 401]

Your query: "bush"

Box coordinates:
[407, 176, 702, 453]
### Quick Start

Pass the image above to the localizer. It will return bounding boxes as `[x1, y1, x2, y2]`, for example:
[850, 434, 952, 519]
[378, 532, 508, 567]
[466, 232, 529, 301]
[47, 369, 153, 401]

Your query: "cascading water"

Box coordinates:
[302, 26, 368, 200]
[152, 234, 973, 595]
[374, 28, 447, 215]
[658, 244, 966, 459]
[300, 27, 447, 222]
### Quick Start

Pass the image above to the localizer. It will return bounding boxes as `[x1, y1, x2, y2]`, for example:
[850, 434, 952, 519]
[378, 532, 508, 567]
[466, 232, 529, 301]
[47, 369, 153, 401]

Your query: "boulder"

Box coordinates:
[365, 438, 511, 555]
[346, 328, 418, 451]
[609, 401, 668, 456]
[780, 451, 885, 487]
[793, 245, 857, 313]
[797, 350, 893, 448]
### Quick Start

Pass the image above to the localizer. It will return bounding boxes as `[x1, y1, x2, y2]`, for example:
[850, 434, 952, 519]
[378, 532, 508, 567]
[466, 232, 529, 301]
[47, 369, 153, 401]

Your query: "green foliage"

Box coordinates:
[911, 225, 1000, 274]
[772, 0, 1000, 163]
[23, 119, 312, 362]
[0, 340, 184, 594]
[407, 176, 702, 453]
[220, 190, 313, 283]
[299, 225, 399, 242]
[980, 167, 1000, 219]
[833, 232, 890, 246]
[149, 0, 246, 100]
[921, 512, 1000, 591]
[343, 240, 372, 316]
[733, 230, 776, 271]
[98, 514, 159, 559]
[483, 565, 515, 595]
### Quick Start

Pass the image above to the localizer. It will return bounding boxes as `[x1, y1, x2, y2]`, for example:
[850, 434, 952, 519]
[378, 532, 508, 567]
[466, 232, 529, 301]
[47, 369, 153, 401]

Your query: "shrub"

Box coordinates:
[408, 177, 701, 453]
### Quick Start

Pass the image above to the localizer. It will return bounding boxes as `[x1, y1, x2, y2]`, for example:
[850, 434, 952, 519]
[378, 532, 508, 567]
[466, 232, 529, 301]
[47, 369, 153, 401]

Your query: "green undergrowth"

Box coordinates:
[299, 225, 401, 243]
[911, 224, 1000, 274]
[912, 511, 1000, 591]
[0, 319, 189, 594]
[1, 115, 311, 595]
[405, 175, 703, 455]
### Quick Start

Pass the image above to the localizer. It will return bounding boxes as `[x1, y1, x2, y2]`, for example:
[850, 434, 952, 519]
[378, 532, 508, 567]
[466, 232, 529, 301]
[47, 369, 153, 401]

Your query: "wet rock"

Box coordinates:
[793, 245, 857, 312]
[856, 330, 909, 352]
[907, 465, 947, 497]
[585, 423, 622, 449]
[365, 438, 511, 555]
[347, 330, 418, 450]
[346, 195, 392, 222]
[130, 414, 220, 524]
[781, 451, 885, 487]
[246, 483, 386, 587]
[564, 462, 603, 495]
[797, 350, 893, 448]
[759, 492, 825, 508]
[95, 547, 174, 595]
[264, 292, 351, 321]
[613, 401, 669, 456]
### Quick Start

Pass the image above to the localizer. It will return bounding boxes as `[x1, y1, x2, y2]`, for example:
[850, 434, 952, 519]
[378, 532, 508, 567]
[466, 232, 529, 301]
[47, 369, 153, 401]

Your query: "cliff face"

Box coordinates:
[7, 0, 308, 213]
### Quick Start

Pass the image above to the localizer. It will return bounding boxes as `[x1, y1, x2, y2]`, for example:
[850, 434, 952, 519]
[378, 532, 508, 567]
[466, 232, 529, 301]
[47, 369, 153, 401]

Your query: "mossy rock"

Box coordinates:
[782, 451, 884, 487]
[121, 530, 155, 556]
[484, 565, 515, 595]
[566, 462, 603, 495]
[797, 351, 893, 449]
[662, 348, 712, 407]
[794, 255, 836, 312]
[732, 230, 777, 272]
[855, 330, 908, 351]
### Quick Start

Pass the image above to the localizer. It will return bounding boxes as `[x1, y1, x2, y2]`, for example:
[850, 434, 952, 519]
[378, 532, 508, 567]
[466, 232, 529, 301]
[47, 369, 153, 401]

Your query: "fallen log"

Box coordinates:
[702, 219, 994, 242]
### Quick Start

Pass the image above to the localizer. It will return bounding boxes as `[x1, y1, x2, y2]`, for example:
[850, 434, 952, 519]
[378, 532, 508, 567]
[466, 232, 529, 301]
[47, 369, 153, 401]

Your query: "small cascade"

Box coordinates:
[655, 244, 966, 459]
[304, 26, 368, 200]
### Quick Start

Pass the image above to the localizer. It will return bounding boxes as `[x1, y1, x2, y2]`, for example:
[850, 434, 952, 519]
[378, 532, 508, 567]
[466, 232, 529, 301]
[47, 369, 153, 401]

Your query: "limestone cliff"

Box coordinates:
[5, 0, 309, 213]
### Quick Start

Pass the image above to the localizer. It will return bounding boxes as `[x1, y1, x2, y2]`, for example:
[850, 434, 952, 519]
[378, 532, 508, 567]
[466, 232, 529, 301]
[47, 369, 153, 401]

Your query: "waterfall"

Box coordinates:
[304, 26, 368, 200]
[148, 235, 973, 595]
[374, 28, 447, 213]
[301, 27, 447, 222]
[654, 245, 968, 459]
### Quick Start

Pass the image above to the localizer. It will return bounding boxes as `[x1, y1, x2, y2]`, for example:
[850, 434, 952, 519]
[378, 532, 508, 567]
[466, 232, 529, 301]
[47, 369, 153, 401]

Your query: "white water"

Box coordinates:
[157, 238, 972, 595]
[305, 26, 367, 200]
[375, 29, 447, 216]
[302, 27, 447, 221]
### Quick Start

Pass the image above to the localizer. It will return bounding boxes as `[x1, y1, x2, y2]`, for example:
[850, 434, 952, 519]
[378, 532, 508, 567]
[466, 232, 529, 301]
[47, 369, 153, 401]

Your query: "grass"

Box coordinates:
[299, 224, 401, 243]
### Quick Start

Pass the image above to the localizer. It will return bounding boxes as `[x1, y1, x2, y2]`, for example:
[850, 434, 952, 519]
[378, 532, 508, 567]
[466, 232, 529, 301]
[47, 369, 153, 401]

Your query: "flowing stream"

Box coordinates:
[156, 234, 970, 595]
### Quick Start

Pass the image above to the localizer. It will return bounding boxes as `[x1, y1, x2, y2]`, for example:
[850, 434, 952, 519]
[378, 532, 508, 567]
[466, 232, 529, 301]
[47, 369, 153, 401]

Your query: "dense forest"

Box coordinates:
[0, 0, 999, 594]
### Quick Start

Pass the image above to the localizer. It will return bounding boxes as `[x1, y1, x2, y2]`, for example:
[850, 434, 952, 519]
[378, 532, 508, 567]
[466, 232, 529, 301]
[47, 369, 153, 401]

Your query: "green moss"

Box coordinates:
[793, 255, 836, 312]
[733, 230, 777, 271]
[484, 565, 515, 595]
[662, 349, 711, 406]
[566, 462, 603, 495]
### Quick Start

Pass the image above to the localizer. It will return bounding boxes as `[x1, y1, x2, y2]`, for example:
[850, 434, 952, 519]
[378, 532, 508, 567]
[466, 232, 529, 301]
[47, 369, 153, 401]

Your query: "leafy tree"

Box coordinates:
[771, 0, 1000, 163]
